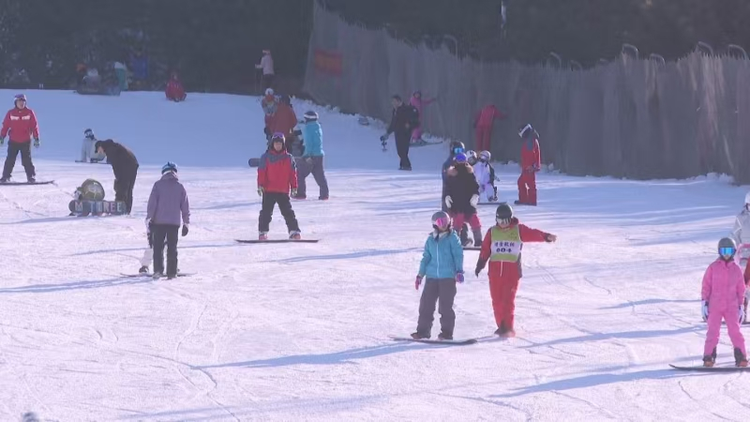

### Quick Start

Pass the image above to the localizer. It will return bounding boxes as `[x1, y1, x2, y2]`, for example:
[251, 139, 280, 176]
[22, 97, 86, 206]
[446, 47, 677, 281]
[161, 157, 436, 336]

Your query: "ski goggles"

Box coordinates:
[271, 132, 285, 141]
[433, 217, 450, 230]
[452, 146, 464, 155]
[720, 247, 736, 256]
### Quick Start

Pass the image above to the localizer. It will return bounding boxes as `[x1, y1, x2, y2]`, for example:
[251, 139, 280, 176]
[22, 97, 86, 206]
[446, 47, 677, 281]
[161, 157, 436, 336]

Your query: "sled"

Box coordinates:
[0, 180, 54, 186]
[389, 335, 477, 345]
[235, 239, 319, 244]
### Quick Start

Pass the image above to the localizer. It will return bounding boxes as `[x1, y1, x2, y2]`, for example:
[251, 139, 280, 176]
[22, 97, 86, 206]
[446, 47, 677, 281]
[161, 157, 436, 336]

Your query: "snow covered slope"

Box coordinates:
[0, 89, 749, 421]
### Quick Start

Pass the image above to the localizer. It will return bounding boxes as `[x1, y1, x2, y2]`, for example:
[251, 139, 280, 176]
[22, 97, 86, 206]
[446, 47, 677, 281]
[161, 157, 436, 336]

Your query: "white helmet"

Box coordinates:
[466, 150, 478, 165]
[479, 150, 491, 162]
[265, 88, 274, 96]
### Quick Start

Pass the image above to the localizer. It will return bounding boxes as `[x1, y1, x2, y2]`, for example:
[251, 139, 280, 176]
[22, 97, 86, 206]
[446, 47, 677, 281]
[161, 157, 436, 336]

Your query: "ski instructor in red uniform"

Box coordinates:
[516, 124, 541, 206]
[0, 94, 40, 183]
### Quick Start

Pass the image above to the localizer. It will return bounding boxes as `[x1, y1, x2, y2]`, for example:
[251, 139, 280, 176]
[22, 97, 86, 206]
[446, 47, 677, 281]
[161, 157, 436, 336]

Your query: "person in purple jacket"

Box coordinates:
[146, 162, 190, 279]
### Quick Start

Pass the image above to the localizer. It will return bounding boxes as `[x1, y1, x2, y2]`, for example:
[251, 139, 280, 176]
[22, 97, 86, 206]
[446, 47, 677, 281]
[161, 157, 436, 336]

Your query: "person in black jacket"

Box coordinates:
[381, 95, 418, 170]
[445, 152, 483, 246]
[94, 139, 139, 214]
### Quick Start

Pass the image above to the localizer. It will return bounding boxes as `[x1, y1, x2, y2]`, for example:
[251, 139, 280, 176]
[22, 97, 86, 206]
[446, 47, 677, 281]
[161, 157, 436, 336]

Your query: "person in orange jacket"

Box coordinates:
[474, 203, 556, 337]
[474, 104, 505, 152]
[516, 124, 541, 206]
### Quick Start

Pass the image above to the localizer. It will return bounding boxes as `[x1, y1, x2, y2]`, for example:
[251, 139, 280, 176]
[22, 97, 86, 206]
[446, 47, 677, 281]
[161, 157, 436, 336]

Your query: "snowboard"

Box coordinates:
[463, 246, 481, 251]
[669, 363, 750, 371]
[69, 200, 127, 216]
[478, 202, 500, 206]
[120, 272, 194, 278]
[248, 158, 260, 167]
[389, 336, 477, 345]
[410, 139, 443, 148]
[235, 239, 319, 243]
[75, 160, 109, 164]
[0, 180, 54, 186]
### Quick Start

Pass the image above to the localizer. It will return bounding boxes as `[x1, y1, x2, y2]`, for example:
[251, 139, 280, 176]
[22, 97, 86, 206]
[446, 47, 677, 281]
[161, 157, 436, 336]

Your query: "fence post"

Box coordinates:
[443, 35, 458, 58]
[547, 52, 562, 68]
[727, 44, 749, 60]
[697, 41, 714, 56]
[621, 44, 639, 59]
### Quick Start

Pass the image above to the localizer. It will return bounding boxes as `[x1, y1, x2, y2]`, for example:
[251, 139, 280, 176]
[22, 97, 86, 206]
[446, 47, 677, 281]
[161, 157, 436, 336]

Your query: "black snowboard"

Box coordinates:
[463, 246, 481, 251]
[0, 180, 54, 186]
[390, 336, 477, 345]
[669, 363, 750, 371]
[120, 273, 194, 278]
[248, 158, 260, 167]
[236, 239, 319, 243]
[69, 200, 127, 216]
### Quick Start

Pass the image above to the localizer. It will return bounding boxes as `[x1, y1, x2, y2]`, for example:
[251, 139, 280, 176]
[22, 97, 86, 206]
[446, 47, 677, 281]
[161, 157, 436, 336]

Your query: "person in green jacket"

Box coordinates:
[294, 111, 329, 200]
[413, 211, 465, 340]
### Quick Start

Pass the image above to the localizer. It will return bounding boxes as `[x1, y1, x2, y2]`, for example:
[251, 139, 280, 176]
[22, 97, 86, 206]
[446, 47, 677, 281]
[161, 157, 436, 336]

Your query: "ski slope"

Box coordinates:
[0, 89, 749, 421]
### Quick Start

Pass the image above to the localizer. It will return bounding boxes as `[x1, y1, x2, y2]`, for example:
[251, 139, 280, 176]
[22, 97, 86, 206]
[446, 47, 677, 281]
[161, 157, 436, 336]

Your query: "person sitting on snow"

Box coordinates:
[165, 71, 186, 102]
[80, 128, 105, 163]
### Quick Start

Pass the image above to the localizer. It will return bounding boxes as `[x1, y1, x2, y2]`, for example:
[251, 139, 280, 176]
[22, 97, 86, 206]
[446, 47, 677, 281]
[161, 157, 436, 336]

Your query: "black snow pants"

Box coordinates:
[416, 278, 457, 338]
[2, 141, 35, 180]
[395, 133, 412, 169]
[296, 156, 329, 198]
[114, 166, 138, 214]
[259, 192, 300, 233]
[152, 224, 180, 277]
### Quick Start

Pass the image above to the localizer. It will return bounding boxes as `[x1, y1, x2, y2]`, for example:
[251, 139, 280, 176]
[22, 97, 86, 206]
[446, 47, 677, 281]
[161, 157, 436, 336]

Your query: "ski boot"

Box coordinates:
[152, 272, 163, 280]
[289, 230, 301, 240]
[735, 348, 748, 367]
[138, 266, 149, 274]
[259, 231, 268, 241]
[0, 176, 9, 183]
[411, 332, 430, 340]
[27, 176, 35, 183]
[438, 332, 453, 341]
[472, 227, 483, 247]
[703, 347, 717, 367]
[292, 194, 306, 200]
[491, 187, 498, 202]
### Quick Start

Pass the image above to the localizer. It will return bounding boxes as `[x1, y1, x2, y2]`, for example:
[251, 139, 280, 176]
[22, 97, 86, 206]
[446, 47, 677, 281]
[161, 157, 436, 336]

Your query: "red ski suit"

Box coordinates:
[477, 218, 551, 331]
[518, 138, 541, 205]
[474, 105, 505, 151]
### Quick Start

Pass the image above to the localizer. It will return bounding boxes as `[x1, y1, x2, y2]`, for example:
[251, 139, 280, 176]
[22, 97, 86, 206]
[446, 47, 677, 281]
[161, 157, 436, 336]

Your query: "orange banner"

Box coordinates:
[314, 49, 342, 76]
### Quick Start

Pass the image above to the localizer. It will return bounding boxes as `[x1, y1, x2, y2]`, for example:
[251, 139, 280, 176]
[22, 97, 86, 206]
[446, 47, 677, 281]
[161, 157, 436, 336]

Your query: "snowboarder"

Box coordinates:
[475, 203, 557, 337]
[381, 95, 419, 171]
[474, 104, 505, 152]
[80, 128, 105, 163]
[267, 95, 298, 151]
[465, 150, 478, 166]
[409, 90, 435, 145]
[516, 124, 541, 206]
[145, 162, 190, 279]
[444, 153, 483, 247]
[731, 192, 750, 284]
[257, 133, 302, 240]
[294, 111, 329, 200]
[0, 94, 40, 183]
[474, 150, 498, 202]
[94, 139, 139, 214]
[413, 211, 465, 340]
[701, 237, 748, 367]
[261, 88, 279, 140]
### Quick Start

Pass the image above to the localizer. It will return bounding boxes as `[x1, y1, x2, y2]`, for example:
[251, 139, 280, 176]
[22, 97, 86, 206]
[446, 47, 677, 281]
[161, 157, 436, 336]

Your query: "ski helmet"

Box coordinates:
[496, 202, 513, 225]
[466, 150, 478, 165]
[431, 210, 451, 231]
[454, 152, 467, 164]
[161, 161, 177, 174]
[304, 110, 319, 121]
[14, 94, 26, 105]
[519, 123, 535, 139]
[265, 88, 274, 96]
[718, 237, 737, 259]
[84, 128, 95, 140]
[479, 150, 491, 162]
[450, 141, 465, 156]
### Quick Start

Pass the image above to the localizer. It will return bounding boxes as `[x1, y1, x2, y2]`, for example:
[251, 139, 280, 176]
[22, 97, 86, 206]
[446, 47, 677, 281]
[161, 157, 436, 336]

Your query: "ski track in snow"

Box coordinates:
[0, 89, 747, 420]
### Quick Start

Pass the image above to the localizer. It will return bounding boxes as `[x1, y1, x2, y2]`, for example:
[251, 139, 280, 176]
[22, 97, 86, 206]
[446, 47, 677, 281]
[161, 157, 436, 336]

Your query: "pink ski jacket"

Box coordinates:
[701, 258, 746, 310]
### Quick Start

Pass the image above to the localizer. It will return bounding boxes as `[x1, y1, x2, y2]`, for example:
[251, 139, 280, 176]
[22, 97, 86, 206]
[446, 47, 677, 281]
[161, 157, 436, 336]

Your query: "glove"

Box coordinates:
[182, 225, 189, 237]
[380, 135, 387, 141]
[0, 136, 4, 145]
[545, 233, 557, 242]
[415, 275, 423, 290]
[701, 300, 709, 322]
[33, 138, 40, 148]
[456, 272, 464, 283]
[257, 186, 264, 197]
[470, 194, 479, 207]
[475, 258, 487, 277]
[444, 196, 453, 208]
[291, 188, 298, 197]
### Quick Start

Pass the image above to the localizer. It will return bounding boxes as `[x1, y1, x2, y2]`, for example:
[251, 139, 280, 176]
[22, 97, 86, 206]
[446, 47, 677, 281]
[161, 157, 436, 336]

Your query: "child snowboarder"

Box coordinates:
[257, 133, 302, 240]
[474, 150, 498, 202]
[701, 237, 748, 367]
[445, 152, 483, 246]
[80, 128, 104, 163]
[138, 221, 179, 275]
[413, 211, 465, 340]
[145, 162, 190, 279]
[465, 150, 478, 166]
[475, 203, 556, 337]
[294, 111, 329, 200]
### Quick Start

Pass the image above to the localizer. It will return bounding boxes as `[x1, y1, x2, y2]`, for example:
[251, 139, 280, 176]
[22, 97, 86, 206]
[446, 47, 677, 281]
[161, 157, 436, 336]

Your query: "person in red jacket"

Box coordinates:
[516, 124, 541, 206]
[475, 203, 556, 337]
[267, 95, 298, 150]
[1, 94, 40, 183]
[257, 133, 301, 240]
[165, 71, 186, 102]
[474, 104, 505, 152]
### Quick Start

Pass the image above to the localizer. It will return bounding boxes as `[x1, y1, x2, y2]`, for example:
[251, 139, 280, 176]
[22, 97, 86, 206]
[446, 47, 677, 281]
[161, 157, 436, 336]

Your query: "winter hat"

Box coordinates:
[94, 140, 104, 151]
[162, 162, 177, 174]
[14, 94, 26, 104]
[304, 111, 319, 121]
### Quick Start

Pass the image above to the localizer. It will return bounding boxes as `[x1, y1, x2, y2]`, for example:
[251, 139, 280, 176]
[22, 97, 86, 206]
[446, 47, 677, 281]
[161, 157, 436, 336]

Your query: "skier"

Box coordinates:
[294, 111, 329, 200]
[413, 211, 465, 340]
[381, 95, 419, 171]
[145, 162, 190, 279]
[261, 88, 279, 140]
[0, 94, 40, 183]
[701, 237, 748, 367]
[444, 153, 483, 247]
[80, 128, 104, 163]
[474, 150, 498, 202]
[473, 104, 505, 152]
[94, 139, 139, 214]
[257, 133, 302, 240]
[731, 192, 750, 284]
[516, 124, 541, 206]
[475, 203, 557, 337]
[409, 90, 435, 145]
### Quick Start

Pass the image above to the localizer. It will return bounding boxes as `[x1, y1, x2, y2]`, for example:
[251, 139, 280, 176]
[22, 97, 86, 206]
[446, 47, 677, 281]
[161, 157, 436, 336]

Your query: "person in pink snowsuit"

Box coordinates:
[410, 91, 435, 143]
[701, 237, 748, 367]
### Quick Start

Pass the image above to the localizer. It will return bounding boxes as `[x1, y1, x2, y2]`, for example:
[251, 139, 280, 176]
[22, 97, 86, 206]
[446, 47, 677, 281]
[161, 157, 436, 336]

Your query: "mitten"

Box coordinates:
[33, 138, 40, 148]
[257, 186, 264, 197]
[475, 258, 487, 277]
[545, 233, 557, 242]
[0, 136, 4, 145]
[701, 300, 709, 322]
[415, 275, 423, 290]
[455, 272, 464, 283]
[444, 196, 453, 208]
[291, 188, 298, 197]
[470, 194, 479, 207]
[182, 225, 189, 237]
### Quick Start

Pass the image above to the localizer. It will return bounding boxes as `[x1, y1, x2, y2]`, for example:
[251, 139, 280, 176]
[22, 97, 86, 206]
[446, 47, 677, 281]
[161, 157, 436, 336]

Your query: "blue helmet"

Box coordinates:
[454, 152, 467, 163]
[161, 161, 177, 174]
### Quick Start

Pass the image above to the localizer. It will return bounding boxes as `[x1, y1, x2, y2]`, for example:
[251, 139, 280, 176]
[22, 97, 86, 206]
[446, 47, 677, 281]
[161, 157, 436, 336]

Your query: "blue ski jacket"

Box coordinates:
[301, 121, 324, 157]
[418, 230, 464, 279]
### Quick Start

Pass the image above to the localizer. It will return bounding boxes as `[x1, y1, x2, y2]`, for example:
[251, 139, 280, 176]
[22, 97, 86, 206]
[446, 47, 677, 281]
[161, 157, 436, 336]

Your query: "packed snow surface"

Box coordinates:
[0, 90, 748, 421]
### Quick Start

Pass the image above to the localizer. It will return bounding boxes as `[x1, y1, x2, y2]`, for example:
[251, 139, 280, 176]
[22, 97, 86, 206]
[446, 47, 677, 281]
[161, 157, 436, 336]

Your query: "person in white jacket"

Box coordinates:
[732, 192, 750, 270]
[473, 150, 498, 202]
[255, 49, 274, 90]
[79, 128, 105, 163]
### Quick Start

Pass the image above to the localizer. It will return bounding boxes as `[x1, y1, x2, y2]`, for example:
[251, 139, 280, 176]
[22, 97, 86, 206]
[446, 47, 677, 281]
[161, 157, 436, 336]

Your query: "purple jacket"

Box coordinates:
[146, 172, 190, 226]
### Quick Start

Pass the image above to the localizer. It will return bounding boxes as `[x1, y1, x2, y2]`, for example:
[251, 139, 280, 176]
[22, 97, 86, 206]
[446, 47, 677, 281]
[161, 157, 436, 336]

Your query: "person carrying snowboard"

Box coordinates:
[731, 192, 750, 284]
[94, 139, 139, 214]
[294, 111, 329, 200]
[445, 152, 483, 247]
[475, 203, 556, 337]
[257, 133, 302, 240]
[474, 150, 498, 202]
[516, 124, 541, 206]
[145, 162, 190, 280]
[1, 94, 40, 183]
[701, 237, 747, 367]
[413, 211, 465, 340]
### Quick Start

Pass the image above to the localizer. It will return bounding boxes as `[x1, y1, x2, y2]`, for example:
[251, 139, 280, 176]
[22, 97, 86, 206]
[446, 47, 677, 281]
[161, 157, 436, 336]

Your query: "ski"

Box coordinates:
[235, 239, 319, 243]
[0, 180, 54, 186]
[669, 363, 750, 371]
[120, 273, 194, 278]
[389, 336, 477, 345]
[477, 202, 500, 206]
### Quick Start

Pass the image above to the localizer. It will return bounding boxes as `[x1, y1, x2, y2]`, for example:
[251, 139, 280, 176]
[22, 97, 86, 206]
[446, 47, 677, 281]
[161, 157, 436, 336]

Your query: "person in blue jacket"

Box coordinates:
[413, 210, 465, 340]
[294, 111, 329, 200]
